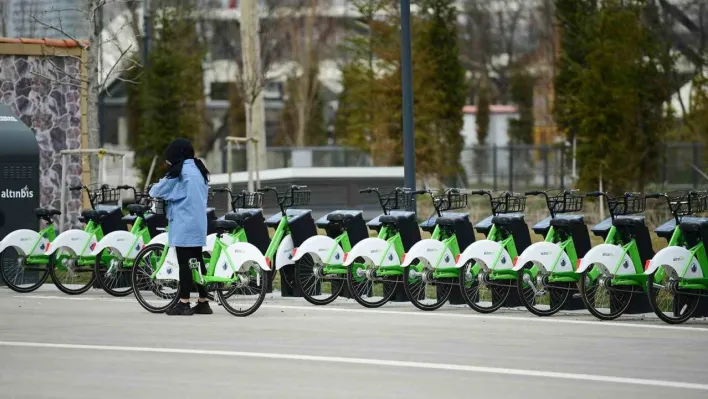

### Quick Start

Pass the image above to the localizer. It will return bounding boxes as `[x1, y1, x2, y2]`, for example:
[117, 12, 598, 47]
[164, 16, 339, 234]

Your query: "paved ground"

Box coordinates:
[1, 286, 708, 399]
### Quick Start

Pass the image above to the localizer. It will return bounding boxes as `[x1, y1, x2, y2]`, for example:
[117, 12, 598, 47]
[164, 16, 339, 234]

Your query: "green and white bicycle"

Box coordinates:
[342, 188, 423, 307]
[259, 185, 319, 297]
[44, 184, 128, 295]
[290, 191, 372, 306]
[644, 191, 708, 324]
[576, 192, 654, 320]
[90, 185, 167, 297]
[455, 191, 531, 313]
[131, 197, 270, 317]
[400, 188, 474, 311]
[0, 206, 61, 293]
[512, 189, 592, 316]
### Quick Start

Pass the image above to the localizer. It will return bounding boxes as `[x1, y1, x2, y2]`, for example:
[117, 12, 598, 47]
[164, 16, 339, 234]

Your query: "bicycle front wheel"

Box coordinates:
[131, 244, 178, 313]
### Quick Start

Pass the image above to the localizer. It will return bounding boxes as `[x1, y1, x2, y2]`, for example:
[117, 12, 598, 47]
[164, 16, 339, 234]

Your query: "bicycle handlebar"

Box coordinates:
[645, 192, 664, 199]
[525, 190, 544, 197]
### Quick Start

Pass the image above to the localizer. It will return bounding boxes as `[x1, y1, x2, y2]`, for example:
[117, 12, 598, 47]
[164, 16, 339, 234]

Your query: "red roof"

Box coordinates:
[463, 105, 518, 114]
[0, 37, 88, 48]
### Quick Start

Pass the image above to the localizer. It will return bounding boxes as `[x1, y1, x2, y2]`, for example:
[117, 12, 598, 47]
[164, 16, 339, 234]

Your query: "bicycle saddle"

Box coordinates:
[34, 208, 61, 218]
[127, 204, 150, 215]
[213, 219, 238, 233]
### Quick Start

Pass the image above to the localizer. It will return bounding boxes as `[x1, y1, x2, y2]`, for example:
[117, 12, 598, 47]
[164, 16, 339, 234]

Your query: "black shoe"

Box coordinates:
[193, 301, 213, 315]
[166, 301, 194, 316]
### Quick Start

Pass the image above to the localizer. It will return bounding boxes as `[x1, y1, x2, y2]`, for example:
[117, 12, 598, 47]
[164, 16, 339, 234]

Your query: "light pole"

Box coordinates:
[400, 0, 416, 211]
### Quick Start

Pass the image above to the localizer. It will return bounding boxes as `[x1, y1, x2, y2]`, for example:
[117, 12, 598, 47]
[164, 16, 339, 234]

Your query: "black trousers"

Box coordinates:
[175, 246, 207, 300]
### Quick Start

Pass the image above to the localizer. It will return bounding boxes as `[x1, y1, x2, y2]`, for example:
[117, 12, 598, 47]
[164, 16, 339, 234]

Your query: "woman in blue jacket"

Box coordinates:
[149, 138, 212, 316]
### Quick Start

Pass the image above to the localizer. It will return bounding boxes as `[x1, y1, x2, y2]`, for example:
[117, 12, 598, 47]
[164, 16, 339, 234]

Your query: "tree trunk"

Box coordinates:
[245, 102, 254, 192]
[240, 0, 267, 169]
[87, 0, 101, 184]
[295, 102, 306, 147]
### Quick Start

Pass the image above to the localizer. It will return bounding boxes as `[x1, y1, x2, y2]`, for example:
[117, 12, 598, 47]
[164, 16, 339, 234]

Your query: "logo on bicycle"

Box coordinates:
[541, 251, 550, 256]
[334, 252, 340, 260]
[501, 256, 506, 264]
[691, 263, 698, 273]
[222, 262, 228, 271]
[445, 255, 451, 263]
[166, 267, 173, 275]
[623, 260, 629, 269]
[560, 259, 566, 267]
[388, 253, 394, 261]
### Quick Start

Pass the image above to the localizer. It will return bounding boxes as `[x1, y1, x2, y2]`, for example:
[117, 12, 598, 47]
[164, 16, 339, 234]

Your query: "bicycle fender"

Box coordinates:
[455, 240, 512, 271]
[155, 246, 180, 280]
[291, 235, 345, 265]
[147, 232, 168, 246]
[513, 242, 571, 273]
[0, 229, 46, 256]
[203, 233, 236, 254]
[274, 235, 295, 270]
[401, 239, 454, 269]
[217, 242, 270, 276]
[576, 244, 634, 276]
[45, 230, 95, 256]
[91, 231, 143, 259]
[645, 246, 702, 278]
[343, 237, 399, 267]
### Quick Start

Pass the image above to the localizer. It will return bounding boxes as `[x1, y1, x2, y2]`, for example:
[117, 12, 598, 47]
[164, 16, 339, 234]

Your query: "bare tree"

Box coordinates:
[278, 0, 336, 147]
[30, 0, 142, 183]
[460, 0, 531, 103]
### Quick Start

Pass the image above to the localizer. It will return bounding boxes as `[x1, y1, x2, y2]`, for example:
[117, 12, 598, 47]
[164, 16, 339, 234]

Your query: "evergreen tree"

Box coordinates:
[476, 80, 490, 146]
[132, 5, 206, 182]
[554, 0, 673, 191]
[418, 0, 467, 182]
[508, 69, 535, 145]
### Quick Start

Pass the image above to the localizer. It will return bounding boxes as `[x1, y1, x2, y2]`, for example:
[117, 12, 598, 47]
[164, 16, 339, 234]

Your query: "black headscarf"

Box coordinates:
[164, 138, 210, 183]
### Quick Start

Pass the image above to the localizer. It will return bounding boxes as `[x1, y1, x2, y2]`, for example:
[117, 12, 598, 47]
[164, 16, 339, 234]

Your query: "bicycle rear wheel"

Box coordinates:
[459, 261, 512, 314]
[647, 267, 700, 324]
[516, 265, 570, 316]
[295, 253, 343, 305]
[218, 263, 269, 317]
[578, 270, 633, 321]
[403, 264, 452, 311]
[0, 247, 51, 293]
[347, 258, 400, 308]
[94, 250, 133, 297]
[49, 247, 95, 295]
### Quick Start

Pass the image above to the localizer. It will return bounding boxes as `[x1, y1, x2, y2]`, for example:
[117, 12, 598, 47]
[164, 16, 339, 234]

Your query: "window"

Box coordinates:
[210, 82, 230, 101]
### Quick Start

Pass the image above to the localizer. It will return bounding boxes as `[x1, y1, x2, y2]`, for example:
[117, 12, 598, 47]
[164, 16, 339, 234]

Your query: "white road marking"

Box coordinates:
[11, 294, 708, 333]
[1, 340, 707, 391]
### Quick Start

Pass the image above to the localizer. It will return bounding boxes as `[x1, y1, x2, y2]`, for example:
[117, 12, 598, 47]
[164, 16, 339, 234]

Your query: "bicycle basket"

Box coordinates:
[607, 195, 646, 217]
[548, 191, 584, 214]
[491, 193, 526, 214]
[92, 187, 120, 205]
[150, 198, 167, 215]
[435, 192, 468, 212]
[233, 191, 264, 209]
[284, 189, 311, 208]
[670, 192, 707, 216]
[397, 190, 414, 211]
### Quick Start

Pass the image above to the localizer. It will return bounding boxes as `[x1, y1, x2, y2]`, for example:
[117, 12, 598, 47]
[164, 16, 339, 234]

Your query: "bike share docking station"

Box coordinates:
[0, 104, 40, 286]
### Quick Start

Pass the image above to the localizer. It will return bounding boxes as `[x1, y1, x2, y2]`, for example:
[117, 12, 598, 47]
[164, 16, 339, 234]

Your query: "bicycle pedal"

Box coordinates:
[188, 258, 200, 270]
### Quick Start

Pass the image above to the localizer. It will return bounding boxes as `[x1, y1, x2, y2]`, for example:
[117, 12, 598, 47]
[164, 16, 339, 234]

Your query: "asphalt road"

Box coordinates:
[1, 286, 707, 399]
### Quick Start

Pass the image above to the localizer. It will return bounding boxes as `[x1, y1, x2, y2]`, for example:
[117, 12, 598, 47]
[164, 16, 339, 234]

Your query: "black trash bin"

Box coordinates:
[0, 104, 40, 286]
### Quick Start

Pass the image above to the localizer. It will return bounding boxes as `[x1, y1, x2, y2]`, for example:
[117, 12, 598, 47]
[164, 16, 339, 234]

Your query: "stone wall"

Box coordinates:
[0, 54, 83, 229]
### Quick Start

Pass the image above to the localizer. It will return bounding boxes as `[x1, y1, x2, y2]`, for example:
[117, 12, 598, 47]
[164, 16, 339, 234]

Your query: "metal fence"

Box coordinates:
[220, 146, 372, 173]
[461, 142, 705, 191]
